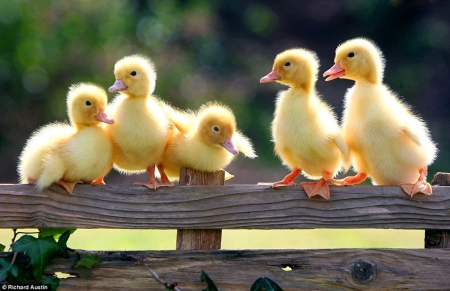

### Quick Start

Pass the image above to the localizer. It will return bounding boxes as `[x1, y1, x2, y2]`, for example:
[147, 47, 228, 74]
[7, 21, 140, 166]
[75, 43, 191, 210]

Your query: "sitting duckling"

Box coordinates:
[260, 48, 349, 200]
[107, 54, 174, 189]
[18, 83, 114, 193]
[160, 102, 256, 181]
[323, 37, 437, 197]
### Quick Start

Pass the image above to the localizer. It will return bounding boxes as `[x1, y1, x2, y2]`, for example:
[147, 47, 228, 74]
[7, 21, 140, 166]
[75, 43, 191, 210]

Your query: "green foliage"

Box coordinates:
[38, 228, 76, 240]
[43, 276, 60, 290]
[0, 244, 4, 252]
[12, 235, 61, 281]
[201, 270, 283, 291]
[0, 258, 18, 282]
[201, 270, 219, 291]
[0, 229, 73, 290]
[73, 254, 102, 269]
[250, 277, 283, 291]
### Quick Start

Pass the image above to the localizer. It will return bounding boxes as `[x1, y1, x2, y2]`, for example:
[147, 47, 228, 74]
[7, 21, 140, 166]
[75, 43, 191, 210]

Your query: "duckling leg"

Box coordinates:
[156, 164, 175, 188]
[27, 178, 37, 184]
[400, 167, 432, 197]
[91, 164, 113, 185]
[56, 180, 82, 194]
[135, 165, 159, 190]
[329, 172, 368, 186]
[91, 177, 106, 185]
[301, 171, 333, 200]
[258, 168, 301, 188]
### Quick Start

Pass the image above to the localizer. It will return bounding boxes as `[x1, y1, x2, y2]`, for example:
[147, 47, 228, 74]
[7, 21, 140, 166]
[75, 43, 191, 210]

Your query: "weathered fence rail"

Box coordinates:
[0, 183, 449, 229]
[1, 173, 450, 290]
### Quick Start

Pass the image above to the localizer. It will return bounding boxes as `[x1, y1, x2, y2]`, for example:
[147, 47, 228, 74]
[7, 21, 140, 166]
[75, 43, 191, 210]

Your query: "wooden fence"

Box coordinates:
[1, 170, 450, 290]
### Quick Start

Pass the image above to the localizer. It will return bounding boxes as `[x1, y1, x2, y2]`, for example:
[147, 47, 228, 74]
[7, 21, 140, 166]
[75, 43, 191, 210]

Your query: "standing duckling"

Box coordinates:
[260, 48, 349, 200]
[323, 38, 437, 197]
[160, 102, 256, 181]
[107, 54, 174, 189]
[18, 83, 114, 193]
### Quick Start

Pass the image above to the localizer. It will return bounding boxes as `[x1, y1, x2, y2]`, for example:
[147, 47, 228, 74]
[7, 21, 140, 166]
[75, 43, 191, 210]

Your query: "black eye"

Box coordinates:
[348, 52, 355, 58]
[85, 101, 92, 106]
[213, 126, 220, 132]
[284, 61, 291, 67]
[130, 71, 137, 76]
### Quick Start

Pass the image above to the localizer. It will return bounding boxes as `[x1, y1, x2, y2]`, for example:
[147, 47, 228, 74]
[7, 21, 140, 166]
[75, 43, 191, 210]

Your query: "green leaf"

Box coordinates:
[12, 235, 60, 281]
[39, 228, 76, 240]
[0, 244, 5, 252]
[73, 254, 102, 269]
[250, 278, 264, 291]
[250, 277, 284, 291]
[200, 270, 219, 291]
[0, 258, 18, 282]
[43, 276, 60, 290]
[56, 230, 72, 259]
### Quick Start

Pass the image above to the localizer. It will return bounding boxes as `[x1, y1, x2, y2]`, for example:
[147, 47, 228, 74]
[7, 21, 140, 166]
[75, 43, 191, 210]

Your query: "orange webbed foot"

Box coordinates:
[400, 166, 433, 197]
[57, 180, 82, 194]
[329, 172, 368, 186]
[91, 177, 106, 185]
[301, 178, 330, 200]
[400, 181, 432, 197]
[257, 168, 301, 188]
[136, 180, 175, 190]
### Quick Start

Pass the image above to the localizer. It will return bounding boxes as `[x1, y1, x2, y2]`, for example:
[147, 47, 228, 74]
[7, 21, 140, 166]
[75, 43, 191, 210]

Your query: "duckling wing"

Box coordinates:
[233, 130, 257, 158]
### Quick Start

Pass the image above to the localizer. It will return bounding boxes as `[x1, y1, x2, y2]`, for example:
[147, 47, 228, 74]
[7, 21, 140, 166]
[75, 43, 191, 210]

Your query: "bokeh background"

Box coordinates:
[1, 0, 449, 250]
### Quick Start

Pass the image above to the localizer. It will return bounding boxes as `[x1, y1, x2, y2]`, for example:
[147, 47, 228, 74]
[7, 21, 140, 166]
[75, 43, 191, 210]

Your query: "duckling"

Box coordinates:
[260, 48, 349, 200]
[323, 38, 437, 197]
[107, 54, 174, 189]
[160, 102, 256, 181]
[18, 83, 114, 194]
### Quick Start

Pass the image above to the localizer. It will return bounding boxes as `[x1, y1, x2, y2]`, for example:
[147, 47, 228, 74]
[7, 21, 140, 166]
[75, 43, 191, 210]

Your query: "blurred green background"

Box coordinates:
[0, 0, 448, 250]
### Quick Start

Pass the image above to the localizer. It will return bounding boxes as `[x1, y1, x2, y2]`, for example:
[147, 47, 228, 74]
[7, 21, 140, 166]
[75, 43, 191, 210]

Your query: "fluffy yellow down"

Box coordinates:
[330, 38, 437, 185]
[160, 102, 256, 181]
[106, 55, 171, 175]
[269, 48, 349, 180]
[18, 83, 113, 191]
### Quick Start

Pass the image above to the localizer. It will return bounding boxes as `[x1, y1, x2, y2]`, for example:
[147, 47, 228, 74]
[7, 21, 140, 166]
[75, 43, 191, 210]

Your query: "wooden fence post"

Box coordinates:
[176, 167, 224, 250]
[425, 172, 450, 248]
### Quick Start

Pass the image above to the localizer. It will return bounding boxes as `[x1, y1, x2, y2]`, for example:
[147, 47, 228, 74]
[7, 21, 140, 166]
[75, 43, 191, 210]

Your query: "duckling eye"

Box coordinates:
[284, 61, 291, 67]
[348, 52, 355, 58]
[85, 101, 92, 106]
[213, 126, 220, 132]
[130, 71, 137, 76]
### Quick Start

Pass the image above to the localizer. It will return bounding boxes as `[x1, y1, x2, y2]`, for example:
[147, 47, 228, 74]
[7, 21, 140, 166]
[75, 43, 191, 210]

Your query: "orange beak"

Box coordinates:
[260, 70, 280, 83]
[96, 109, 114, 124]
[323, 62, 345, 81]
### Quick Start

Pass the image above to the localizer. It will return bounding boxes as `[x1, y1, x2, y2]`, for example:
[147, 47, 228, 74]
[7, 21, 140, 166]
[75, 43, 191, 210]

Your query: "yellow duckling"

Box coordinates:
[107, 54, 174, 189]
[160, 102, 257, 181]
[323, 38, 437, 197]
[18, 83, 114, 194]
[260, 48, 349, 200]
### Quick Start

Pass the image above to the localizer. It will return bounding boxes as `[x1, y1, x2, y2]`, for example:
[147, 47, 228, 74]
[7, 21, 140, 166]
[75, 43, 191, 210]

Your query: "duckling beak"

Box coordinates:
[108, 79, 127, 92]
[222, 138, 239, 156]
[96, 109, 114, 124]
[323, 62, 345, 81]
[260, 70, 280, 83]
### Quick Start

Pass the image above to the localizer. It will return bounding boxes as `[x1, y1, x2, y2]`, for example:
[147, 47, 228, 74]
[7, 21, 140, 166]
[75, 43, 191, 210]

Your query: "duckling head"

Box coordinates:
[260, 48, 319, 92]
[67, 83, 114, 129]
[323, 38, 385, 84]
[108, 54, 157, 97]
[197, 103, 239, 155]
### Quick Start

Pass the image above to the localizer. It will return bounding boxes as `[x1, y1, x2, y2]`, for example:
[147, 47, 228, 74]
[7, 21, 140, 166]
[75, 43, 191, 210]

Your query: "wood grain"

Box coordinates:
[176, 168, 223, 250]
[425, 172, 450, 248]
[2, 248, 445, 290]
[1, 183, 450, 229]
